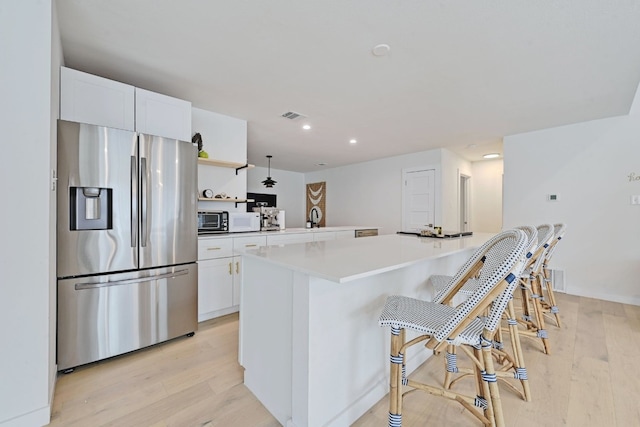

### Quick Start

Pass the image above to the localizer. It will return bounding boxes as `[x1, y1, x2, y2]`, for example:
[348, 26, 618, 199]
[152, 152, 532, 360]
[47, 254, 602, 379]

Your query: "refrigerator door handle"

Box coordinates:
[74, 269, 189, 290]
[141, 157, 148, 247]
[130, 155, 138, 247]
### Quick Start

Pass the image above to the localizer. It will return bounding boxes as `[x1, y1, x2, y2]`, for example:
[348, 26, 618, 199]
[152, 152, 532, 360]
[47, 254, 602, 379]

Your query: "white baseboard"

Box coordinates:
[0, 405, 50, 427]
[566, 288, 640, 306]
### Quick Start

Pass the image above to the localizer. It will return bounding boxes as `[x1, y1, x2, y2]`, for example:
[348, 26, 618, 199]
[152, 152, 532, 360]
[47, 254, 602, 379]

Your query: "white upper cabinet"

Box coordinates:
[135, 87, 192, 141]
[60, 67, 192, 141]
[60, 66, 135, 131]
[192, 107, 247, 164]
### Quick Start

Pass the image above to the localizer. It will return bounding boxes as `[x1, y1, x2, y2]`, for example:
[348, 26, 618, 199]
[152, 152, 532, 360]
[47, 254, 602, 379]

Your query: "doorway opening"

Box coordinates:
[459, 174, 470, 232]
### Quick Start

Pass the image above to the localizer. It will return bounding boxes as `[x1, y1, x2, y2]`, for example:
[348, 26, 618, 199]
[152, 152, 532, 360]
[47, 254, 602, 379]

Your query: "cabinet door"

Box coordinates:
[197, 257, 234, 321]
[60, 67, 135, 130]
[192, 107, 247, 163]
[232, 256, 242, 306]
[135, 87, 192, 141]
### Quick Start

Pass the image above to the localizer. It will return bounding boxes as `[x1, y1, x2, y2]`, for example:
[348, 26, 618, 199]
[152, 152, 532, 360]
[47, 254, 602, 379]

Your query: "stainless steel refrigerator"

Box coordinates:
[56, 120, 198, 371]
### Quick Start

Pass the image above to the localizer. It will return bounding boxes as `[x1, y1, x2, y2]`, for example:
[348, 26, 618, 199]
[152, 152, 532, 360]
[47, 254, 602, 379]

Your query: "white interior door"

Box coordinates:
[402, 169, 435, 232]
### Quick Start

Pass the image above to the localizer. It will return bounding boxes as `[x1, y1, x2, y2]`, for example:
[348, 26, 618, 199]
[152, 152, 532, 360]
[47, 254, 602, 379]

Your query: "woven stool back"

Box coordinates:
[433, 229, 528, 343]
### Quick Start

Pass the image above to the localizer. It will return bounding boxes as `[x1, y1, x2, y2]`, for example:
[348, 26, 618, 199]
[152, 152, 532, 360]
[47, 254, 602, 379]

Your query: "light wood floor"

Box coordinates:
[48, 292, 640, 426]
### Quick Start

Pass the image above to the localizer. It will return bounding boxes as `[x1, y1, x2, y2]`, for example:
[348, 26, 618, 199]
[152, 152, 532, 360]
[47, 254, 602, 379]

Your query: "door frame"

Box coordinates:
[401, 165, 441, 232]
[459, 172, 471, 232]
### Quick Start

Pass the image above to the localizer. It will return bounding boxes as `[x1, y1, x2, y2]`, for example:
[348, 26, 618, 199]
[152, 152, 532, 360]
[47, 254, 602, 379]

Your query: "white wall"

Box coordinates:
[303, 149, 472, 235]
[503, 86, 640, 305]
[247, 166, 306, 228]
[0, 1, 57, 425]
[471, 159, 503, 233]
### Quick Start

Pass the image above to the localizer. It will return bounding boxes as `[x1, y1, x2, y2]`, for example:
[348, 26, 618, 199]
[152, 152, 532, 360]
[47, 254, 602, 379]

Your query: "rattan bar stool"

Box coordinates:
[432, 226, 538, 402]
[515, 224, 554, 354]
[379, 229, 528, 427]
[540, 223, 566, 327]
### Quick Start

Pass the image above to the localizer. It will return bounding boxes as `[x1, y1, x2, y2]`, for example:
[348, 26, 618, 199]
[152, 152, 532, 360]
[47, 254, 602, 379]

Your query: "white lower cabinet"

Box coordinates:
[232, 235, 267, 306]
[197, 235, 266, 322]
[198, 257, 234, 321]
[198, 237, 234, 322]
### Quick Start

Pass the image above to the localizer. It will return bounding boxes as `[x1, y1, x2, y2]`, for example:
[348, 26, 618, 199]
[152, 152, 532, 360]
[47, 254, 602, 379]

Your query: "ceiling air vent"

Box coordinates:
[281, 111, 306, 120]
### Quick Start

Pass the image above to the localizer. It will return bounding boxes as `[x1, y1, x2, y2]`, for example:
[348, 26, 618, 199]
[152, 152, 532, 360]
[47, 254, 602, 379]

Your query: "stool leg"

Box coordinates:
[531, 274, 550, 354]
[519, 279, 534, 330]
[482, 338, 504, 427]
[506, 299, 531, 401]
[444, 344, 457, 389]
[473, 345, 495, 427]
[542, 265, 562, 327]
[389, 327, 404, 427]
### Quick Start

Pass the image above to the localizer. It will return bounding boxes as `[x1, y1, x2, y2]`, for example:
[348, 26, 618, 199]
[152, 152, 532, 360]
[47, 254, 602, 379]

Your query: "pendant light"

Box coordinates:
[262, 155, 277, 188]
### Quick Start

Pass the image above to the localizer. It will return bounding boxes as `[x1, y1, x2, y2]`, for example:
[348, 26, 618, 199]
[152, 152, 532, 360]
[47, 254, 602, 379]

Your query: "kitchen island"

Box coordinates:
[238, 232, 493, 427]
[196, 226, 379, 322]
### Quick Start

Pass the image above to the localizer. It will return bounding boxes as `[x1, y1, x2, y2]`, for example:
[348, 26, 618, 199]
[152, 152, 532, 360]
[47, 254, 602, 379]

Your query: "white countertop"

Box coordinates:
[198, 226, 380, 239]
[240, 232, 493, 283]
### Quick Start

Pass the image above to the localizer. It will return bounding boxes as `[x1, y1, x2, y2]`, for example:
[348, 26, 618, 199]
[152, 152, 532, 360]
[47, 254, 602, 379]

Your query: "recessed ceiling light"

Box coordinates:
[372, 44, 391, 57]
[302, 124, 311, 130]
[349, 139, 357, 144]
[483, 153, 500, 159]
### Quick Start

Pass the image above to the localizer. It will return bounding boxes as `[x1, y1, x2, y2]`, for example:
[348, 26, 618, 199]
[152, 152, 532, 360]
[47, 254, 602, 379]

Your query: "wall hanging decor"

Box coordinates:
[306, 181, 326, 227]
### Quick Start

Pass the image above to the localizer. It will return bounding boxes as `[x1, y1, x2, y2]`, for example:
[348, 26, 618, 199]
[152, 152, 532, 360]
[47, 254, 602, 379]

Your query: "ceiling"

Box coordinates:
[56, 0, 640, 173]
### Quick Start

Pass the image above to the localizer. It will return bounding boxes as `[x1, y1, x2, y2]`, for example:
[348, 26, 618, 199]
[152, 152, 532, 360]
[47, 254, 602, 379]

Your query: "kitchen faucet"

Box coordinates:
[310, 208, 320, 228]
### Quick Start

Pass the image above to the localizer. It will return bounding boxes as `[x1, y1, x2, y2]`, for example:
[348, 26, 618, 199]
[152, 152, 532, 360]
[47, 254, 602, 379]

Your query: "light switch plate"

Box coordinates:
[631, 195, 640, 205]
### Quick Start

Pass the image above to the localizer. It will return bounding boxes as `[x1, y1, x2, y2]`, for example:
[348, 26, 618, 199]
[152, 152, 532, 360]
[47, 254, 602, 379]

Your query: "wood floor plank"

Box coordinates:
[47, 294, 640, 427]
[603, 312, 640, 424]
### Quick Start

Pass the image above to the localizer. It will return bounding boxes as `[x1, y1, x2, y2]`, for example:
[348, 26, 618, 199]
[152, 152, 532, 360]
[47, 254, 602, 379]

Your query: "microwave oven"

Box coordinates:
[228, 212, 261, 233]
[197, 210, 228, 234]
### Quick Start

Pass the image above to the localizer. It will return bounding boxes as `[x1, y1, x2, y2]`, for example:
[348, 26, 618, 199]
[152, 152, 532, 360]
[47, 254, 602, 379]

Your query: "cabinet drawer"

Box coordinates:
[233, 235, 267, 253]
[198, 237, 233, 260]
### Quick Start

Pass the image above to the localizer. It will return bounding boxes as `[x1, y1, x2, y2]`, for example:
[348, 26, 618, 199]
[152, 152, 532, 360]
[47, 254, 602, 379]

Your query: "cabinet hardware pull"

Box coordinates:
[228, 262, 232, 275]
[235, 261, 240, 274]
[207, 247, 222, 250]
[245, 244, 257, 247]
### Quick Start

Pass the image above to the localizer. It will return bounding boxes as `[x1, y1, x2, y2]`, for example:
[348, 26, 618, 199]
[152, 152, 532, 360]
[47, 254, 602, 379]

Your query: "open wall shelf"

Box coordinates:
[198, 197, 255, 207]
[197, 158, 254, 174]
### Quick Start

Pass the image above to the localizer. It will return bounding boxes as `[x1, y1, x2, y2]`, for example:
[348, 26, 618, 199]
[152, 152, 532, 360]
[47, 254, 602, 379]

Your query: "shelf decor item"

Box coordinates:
[262, 155, 277, 188]
[193, 132, 208, 158]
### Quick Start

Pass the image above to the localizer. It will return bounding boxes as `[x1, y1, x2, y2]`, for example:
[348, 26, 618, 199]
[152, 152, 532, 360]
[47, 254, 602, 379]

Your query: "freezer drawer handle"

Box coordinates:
[74, 269, 189, 290]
